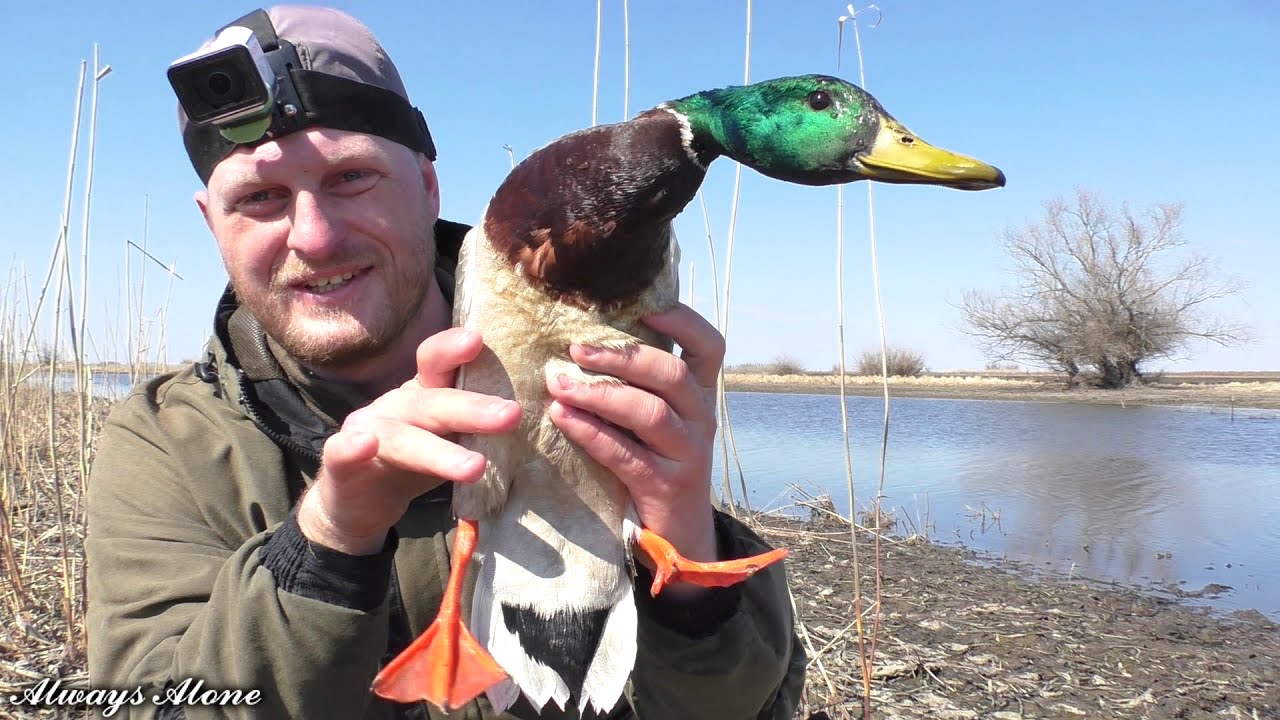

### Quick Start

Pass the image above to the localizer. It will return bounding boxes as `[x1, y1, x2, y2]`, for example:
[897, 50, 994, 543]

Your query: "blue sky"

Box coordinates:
[4, 1, 1277, 372]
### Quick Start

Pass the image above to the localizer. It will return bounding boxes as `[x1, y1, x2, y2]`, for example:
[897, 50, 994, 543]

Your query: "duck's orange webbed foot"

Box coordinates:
[634, 527, 789, 596]
[372, 518, 507, 710]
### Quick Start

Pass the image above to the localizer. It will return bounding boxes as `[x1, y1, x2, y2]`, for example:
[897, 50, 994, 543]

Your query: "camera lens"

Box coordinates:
[200, 66, 244, 105]
[207, 72, 233, 97]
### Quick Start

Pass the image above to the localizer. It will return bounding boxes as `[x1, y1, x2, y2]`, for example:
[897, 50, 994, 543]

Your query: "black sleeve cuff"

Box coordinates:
[633, 511, 746, 638]
[260, 508, 398, 612]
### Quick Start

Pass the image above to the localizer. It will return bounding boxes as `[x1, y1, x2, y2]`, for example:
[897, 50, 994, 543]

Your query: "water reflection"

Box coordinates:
[26, 371, 143, 399]
[971, 451, 1191, 584]
[713, 392, 1280, 619]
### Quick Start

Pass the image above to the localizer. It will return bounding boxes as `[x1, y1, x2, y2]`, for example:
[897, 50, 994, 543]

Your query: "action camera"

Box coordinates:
[168, 25, 276, 127]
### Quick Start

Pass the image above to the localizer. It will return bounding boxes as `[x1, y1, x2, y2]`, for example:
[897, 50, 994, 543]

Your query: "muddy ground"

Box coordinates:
[752, 515, 1280, 720]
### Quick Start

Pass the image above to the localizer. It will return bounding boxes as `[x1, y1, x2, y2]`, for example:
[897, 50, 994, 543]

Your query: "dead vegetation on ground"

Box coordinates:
[753, 514, 1279, 720]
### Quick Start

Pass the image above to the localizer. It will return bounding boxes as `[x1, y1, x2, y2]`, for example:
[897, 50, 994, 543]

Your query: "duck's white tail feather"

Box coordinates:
[577, 567, 638, 714]
[472, 553, 572, 712]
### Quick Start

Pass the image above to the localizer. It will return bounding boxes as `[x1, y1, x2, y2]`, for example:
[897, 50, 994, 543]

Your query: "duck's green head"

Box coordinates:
[668, 74, 1005, 191]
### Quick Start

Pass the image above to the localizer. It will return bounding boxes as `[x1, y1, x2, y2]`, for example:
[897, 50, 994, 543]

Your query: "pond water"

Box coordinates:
[24, 372, 149, 401]
[712, 392, 1280, 619]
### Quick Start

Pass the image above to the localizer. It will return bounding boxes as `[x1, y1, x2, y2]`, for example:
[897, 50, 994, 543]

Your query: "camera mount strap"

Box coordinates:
[231, 9, 283, 53]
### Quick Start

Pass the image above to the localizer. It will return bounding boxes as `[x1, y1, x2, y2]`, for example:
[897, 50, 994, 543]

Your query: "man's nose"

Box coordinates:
[287, 190, 345, 256]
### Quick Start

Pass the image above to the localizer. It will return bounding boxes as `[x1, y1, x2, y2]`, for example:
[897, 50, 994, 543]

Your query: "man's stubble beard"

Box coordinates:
[250, 223, 436, 371]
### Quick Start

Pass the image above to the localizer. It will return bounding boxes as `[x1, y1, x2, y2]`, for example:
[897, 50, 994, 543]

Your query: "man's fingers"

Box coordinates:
[416, 327, 484, 389]
[375, 420, 487, 483]
[642, 304, 725, 391]
[546, 400, 661, 488]
[567, 344, 709, 424]
[356, 387, 522, 437]
[545, 371, 688, 459]
[321, 429, 380, 476]
[330, 419, 487, 484]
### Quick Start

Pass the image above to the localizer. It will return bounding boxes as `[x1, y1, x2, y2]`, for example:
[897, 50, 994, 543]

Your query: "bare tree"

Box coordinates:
[960, 189, 1250, 388]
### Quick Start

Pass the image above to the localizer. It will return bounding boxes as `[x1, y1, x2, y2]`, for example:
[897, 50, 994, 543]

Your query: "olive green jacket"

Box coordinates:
[86, 220, 805, 720]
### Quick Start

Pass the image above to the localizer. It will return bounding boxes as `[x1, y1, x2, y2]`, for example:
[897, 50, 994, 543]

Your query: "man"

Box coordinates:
[86, 6, 804, 719]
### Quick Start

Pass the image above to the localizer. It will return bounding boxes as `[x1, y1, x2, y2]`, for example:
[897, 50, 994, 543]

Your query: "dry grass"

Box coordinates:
[1, 386, 105, 699]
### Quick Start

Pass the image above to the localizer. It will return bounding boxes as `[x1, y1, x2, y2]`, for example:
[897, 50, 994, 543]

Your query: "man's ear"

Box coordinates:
[195, 189, 214, 232]
[419, 154, 440, 205]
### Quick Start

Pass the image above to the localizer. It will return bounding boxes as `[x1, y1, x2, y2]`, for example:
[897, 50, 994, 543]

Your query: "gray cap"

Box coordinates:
[268, 6, 410, 97]
[175, 5, 435, 183]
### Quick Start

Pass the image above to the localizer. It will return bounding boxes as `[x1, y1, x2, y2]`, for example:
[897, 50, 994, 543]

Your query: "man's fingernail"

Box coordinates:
[557, 374, 576, 390]
[460, 451, 485, 474]
[489, 399, 516, 416]
[577, 345, 600, 357]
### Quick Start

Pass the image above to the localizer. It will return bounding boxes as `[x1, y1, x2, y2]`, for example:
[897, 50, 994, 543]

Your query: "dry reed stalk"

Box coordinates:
[75, 46, 111, 505]
[48, 252, 79, 664]
[131, 197, 151, 384]
[686, 263, 695, 310]
[622, 0, 630, 120]
[712, 0, 756, 517]
[44, 59, 90, 664]
[836, 5, 890, 717]
[716, 0, 751, 344]
[0, 321, 32, 613]
[591, 0, 602, 127]
[845, 12, 892, 699]
[697, 193, 740, 515]
[832, 9, 872, 717]
[154, 258, 180, 372]
[124, 200, 136, 384]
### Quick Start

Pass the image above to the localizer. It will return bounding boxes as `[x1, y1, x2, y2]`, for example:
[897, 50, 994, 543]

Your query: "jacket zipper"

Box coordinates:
[235, 368, 323, 465]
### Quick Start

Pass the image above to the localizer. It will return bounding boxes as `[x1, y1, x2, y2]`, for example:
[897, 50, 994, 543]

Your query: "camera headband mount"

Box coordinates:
[182, 9, 437, 184]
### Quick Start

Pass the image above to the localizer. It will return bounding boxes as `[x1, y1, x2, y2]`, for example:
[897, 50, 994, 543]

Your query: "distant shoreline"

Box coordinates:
[723, 371, 1280, 411]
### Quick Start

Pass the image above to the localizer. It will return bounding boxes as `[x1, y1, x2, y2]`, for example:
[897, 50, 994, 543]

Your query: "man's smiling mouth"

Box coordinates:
[304, 271, 357, 293]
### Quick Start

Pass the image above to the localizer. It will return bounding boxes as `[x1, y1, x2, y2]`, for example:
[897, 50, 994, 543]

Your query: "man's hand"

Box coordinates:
[299, 328, 523, 555]
[545, 304, 723, 567]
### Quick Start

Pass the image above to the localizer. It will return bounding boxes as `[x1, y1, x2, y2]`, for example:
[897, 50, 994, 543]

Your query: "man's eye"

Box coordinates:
[331, 169, 379, 195]
[230, 188, 287, 215]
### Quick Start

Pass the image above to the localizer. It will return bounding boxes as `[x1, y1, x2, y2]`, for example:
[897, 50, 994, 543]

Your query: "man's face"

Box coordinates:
[198, 128, 441, 369]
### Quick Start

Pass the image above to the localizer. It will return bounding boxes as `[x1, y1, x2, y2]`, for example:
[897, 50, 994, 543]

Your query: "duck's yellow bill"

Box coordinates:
[855, 118, 1006, 191]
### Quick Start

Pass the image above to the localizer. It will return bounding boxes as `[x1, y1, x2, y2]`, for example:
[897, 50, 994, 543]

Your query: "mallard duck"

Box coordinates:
[372, 74, 1005, 715]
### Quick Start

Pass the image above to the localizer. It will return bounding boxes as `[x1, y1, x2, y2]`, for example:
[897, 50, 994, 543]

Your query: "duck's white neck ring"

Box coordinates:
[659, 105, 707, 172]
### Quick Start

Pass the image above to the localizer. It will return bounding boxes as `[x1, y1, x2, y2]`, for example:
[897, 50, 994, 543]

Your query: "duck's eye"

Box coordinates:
[808, 91, 832, 111]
